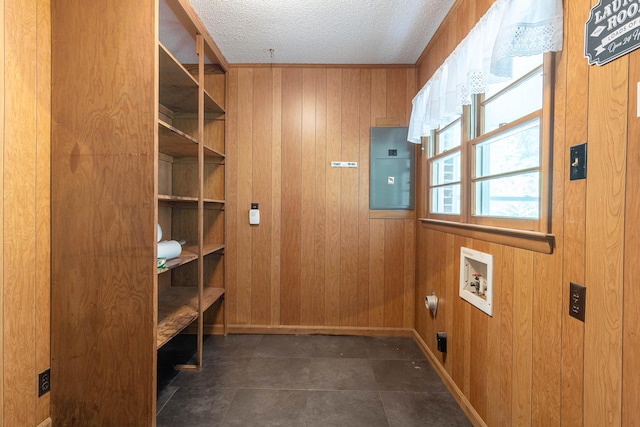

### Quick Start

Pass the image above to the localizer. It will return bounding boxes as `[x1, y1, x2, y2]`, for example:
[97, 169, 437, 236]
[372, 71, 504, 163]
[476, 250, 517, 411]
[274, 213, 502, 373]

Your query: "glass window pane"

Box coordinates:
[432, 184, 461, 214]
[475, 172, 539, 218]
[432, 151, 461, 186]
[485, 54, 543, 98]
[484, 70, 543, 133]
[475, 119, 540, 178]
[437, 118, 461, 154]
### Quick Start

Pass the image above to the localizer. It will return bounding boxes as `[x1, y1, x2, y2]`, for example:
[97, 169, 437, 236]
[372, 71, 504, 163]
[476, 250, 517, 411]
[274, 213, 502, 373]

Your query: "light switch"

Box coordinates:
[570, 143, 587, 181]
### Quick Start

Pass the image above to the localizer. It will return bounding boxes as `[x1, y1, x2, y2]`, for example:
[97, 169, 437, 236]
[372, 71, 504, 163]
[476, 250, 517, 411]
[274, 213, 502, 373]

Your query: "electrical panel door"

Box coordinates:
[370, 127, 414, 210]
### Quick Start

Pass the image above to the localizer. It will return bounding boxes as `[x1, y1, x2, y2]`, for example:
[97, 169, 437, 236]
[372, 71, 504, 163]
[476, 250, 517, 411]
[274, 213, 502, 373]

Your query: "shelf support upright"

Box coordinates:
[196, 33, 205, 369]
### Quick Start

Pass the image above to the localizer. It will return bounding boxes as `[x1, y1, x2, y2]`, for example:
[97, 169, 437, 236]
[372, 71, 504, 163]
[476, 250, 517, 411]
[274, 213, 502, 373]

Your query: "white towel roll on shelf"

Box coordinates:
[158, 240, 182, 260]
[157, 224, 162, 242]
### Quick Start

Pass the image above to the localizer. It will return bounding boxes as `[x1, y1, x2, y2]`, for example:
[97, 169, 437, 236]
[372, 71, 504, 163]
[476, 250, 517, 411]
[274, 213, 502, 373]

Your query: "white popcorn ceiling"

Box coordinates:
[187, 0, 456, 64]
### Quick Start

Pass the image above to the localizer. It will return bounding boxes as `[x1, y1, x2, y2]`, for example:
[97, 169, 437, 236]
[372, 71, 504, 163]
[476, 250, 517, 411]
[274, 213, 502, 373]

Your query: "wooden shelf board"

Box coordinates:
[158, 120, 199, 158]
[158, 194, 199, 203]
[203, 243, 224, 256]
[157, 287, 225, 349]
[204, 88, 225, 114]
[157, 245, 198, 274]
[159, 43, 199, 113]
[204, 145, 225, 160]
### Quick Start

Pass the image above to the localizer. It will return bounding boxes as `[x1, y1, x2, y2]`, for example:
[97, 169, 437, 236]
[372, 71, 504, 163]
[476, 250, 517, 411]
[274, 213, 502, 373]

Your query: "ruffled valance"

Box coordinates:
[408, 0, 563, 143]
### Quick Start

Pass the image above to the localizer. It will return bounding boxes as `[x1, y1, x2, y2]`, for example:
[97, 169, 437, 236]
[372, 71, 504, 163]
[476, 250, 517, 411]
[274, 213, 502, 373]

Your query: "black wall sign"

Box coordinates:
[585, 0, 640, 66]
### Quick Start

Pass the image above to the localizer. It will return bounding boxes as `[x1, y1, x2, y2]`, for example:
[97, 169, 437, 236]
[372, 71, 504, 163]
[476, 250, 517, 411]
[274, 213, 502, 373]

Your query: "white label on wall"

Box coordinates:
[331, 161, 358, 168]
[388, 177, 395, 184]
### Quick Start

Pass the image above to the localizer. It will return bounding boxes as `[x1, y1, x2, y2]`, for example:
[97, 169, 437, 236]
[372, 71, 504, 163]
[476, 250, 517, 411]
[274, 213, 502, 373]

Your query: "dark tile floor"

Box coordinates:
[156, 334, 472, 427]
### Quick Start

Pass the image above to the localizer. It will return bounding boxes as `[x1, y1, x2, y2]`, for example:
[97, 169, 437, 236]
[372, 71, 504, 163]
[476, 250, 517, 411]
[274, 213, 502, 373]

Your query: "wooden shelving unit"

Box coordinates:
[50, 0, 229, 423]
[156, 0, 227, 371]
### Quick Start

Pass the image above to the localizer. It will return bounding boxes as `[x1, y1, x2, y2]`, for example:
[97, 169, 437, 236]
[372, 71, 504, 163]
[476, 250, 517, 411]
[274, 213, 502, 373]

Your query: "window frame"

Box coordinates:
[420, 53, 555, 251]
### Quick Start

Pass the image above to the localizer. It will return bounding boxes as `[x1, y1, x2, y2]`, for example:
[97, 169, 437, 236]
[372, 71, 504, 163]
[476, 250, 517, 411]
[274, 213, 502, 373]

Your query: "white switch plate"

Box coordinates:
[249, 209, 260, 225]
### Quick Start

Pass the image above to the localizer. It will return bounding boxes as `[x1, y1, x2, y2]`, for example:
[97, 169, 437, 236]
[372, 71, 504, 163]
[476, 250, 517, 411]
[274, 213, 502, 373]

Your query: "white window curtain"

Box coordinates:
[407, 0, 563, 143]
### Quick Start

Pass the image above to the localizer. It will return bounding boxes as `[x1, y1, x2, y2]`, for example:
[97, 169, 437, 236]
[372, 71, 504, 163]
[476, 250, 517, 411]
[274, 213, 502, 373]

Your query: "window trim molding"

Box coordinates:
[419, 218, 555, 254]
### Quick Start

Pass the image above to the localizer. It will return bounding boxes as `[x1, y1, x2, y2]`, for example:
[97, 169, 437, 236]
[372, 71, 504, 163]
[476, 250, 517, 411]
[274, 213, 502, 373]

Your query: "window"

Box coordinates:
[428, 115, 462, 216]
[425, 53, 552, 232]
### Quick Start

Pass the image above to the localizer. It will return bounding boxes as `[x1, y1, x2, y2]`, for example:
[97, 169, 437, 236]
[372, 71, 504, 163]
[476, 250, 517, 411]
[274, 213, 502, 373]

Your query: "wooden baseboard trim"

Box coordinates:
[184, 324, 226, 335]
[226, 324, 414, 337]
[37, 417, 52, 427]
[412, 330, 486, 427]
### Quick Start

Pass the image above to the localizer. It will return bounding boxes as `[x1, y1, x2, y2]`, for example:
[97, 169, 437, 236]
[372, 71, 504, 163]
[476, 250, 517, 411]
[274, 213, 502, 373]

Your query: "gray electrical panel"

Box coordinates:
[370, 127, 414, 210]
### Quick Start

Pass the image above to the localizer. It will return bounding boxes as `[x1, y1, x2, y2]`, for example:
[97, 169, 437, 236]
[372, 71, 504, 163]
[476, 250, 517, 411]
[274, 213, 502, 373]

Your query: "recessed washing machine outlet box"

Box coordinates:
[459, 247, 493, 316]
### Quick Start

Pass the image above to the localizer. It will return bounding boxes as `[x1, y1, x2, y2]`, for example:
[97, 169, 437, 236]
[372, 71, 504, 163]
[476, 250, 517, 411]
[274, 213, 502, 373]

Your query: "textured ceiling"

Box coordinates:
[188, 0, 456, 65]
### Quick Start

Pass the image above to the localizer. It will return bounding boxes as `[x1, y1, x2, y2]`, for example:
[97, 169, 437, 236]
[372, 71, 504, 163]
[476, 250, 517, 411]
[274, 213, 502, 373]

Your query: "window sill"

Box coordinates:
[419, 218, 555, 254]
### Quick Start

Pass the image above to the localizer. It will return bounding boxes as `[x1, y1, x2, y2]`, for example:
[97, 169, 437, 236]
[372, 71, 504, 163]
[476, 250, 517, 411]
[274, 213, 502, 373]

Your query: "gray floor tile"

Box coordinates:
[372, 359, 447, 392]
[309, 335, 370, 358]
[253, 334, 315, 358]
[308, 358, 378, 391]
[156, 387, 235, 427]
[202, 334, 262, 360]
[243, 357, 311, 389]
[306, 390, 389, 427]
[221, 388, 308, 427]
[381, 391, 473, 427]
[365, 336, 426, 360]
[157, 334, 471, 426]
[171, 358, 251, 389]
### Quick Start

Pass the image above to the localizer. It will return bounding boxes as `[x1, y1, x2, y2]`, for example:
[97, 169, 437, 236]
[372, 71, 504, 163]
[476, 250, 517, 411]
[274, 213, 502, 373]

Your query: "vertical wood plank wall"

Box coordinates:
[1, 0, 51, 425]
[415, 0, 640, 425]
[226, 65, 416, 333]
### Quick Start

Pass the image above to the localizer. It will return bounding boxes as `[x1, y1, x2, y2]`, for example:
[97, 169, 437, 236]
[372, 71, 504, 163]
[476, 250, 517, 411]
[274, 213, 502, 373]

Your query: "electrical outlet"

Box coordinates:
[38, 368, 51, 397]
[569, 282, 586, 322]
[436, 332, 447, 353]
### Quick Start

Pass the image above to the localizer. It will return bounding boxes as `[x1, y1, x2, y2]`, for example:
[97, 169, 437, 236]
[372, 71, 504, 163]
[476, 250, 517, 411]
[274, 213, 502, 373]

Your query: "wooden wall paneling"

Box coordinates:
[405, 68, 417, 130]
[386, 69, 406, 123]
[403, 219, 415, 329]
[561, 1, 588, 425]
[35, 0, 51, 423]
[225, 68, 238, 324]
[271, 67, 282, 325]
[512, 249, 534, 426]
[420, 229, 436, 357]
[452, 235, 468, 391]
[5, 0, 38, 423]
[369, 220, 385, 326]
[442, 233, 456, 373]
[499, 245, 514, 427]
[475, 0, 493, 20]
[414, 226, 428, 347]
[531, 251, 562, 426]
[584, 45, 627, 427]
[383, 220, 405, 327]
[325, 68, 342, 326]
[371, 69, 387, 120]
[280, 67, 303, 325]
[251, 67, 272, 325]
[313, 69, 327, 326]
[484, 242, 502, 426]
[0, 0, 4, 419]
[623, 48, 640, 426]
[340, 69, 360, 326]
[51, 1, 156, 423]
[357, 69, 372, 327]
[236, 68, 253, 324]
[431, 230, 448, 356]
[300, 68, 317, 326]
[468, 240, 489, 422]
[456, 0, 476, 45]
[530, 7, 567, 426]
